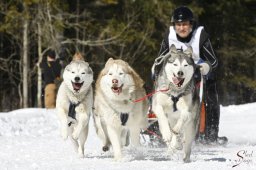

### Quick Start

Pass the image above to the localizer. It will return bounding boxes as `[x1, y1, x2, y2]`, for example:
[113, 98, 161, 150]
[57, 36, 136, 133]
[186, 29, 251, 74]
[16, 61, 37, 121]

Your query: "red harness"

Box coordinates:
[133, 81, 201, 103]
[132, 88, 169, 103]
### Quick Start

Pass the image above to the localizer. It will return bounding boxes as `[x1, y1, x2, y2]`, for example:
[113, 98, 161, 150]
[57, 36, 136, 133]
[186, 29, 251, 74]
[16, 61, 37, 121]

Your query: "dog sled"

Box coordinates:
[140, 110, 165, 147]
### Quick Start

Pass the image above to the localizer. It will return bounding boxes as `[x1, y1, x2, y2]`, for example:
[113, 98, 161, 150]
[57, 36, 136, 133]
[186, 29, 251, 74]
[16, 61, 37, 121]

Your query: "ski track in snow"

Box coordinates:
[0, 104, 256, 170]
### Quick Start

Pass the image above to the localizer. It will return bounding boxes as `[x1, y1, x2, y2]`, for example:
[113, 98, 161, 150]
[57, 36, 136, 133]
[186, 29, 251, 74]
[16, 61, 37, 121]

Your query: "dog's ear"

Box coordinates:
[65, 63, 71, 71]
[128, 65, 144, 88]
[100, 58, 113, 76]
[184, 46, 193, 56]
[88, 66, 93, 74]
[105, 58, 114, 66]
[170, 44, 177, 53]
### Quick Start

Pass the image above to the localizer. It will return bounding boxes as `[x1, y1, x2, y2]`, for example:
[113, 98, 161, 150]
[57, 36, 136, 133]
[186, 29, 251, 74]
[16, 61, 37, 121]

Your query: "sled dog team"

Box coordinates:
[56, 45, 209, 162]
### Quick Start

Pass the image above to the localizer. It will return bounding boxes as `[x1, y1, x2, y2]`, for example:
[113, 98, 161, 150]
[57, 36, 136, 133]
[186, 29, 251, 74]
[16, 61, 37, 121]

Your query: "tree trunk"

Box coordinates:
[76, 0, 80, 48]
[23, 20, 29, 108]
[37, 23, 43, 107]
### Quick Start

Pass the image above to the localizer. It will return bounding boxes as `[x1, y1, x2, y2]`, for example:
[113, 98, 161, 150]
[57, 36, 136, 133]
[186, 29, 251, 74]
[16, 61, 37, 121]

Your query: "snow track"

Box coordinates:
[0, 104, 256, 170]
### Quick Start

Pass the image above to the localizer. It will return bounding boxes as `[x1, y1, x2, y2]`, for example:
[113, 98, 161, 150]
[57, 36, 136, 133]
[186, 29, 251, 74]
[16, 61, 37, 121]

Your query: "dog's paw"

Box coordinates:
[61, 127, 68, 140]
[162, 131, 172, 143]
[166, 140, 171, 148]
[78, 153, 85, 158]
[72, 130, 80, 140]
[167, 146, 176, 155]
[78, 149, 84, 158]
[113, 154, 122, 162]
[183, 156, 191, 163]
[170, 135, 183, 150]
[102, 146, 109, 152]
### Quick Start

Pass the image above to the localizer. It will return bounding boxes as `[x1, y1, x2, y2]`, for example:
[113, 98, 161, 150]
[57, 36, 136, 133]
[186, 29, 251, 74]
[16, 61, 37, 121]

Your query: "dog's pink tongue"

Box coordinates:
[74, 86, 79, 90]
[172, 77, 180, 85]
[73, 83, 81, 90]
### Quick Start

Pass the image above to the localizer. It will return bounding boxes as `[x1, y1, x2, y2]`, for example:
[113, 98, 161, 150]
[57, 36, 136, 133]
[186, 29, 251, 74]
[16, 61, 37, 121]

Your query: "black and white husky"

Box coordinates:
[56, 60, 93, 158]
[152, 44, 209, 162]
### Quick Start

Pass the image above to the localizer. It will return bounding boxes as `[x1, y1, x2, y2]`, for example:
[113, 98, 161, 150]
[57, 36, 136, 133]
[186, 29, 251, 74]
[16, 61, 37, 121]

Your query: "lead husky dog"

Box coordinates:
[152, 45, 200, 162]
[93, 58, 148, 161]
[56, 60, 93, 157]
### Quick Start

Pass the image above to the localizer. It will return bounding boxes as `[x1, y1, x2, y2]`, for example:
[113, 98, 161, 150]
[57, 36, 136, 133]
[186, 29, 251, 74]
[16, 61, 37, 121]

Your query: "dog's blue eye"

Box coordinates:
[184, 64, 188, 67]
[119, 73, 123, 75]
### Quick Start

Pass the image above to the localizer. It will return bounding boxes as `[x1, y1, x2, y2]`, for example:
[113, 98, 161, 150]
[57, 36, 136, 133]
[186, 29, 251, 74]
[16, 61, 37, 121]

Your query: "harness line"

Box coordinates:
[132, 88, 169, 103]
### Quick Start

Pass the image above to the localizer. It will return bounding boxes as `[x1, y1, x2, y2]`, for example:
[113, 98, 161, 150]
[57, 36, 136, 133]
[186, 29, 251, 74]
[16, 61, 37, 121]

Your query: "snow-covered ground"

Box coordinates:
[0, 103, 256, 170]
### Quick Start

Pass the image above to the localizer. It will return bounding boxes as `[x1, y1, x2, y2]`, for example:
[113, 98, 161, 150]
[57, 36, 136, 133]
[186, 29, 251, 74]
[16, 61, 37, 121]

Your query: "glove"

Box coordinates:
[198, 63, 210, 75]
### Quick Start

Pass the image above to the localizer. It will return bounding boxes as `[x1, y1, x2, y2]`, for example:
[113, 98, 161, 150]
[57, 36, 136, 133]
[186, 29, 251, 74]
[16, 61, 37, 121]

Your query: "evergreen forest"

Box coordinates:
[0, 0, 255, 111]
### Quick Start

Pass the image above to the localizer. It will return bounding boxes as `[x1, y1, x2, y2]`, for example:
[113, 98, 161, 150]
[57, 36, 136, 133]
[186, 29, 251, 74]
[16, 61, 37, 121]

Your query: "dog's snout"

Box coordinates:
[112, 79, 118, 84]
[74, 76, 80, 82]
[177, 71, 184, 77]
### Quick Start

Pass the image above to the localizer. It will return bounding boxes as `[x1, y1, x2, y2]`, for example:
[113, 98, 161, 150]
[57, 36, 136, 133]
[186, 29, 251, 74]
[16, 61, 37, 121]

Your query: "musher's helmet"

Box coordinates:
[171, 6, 194, 23]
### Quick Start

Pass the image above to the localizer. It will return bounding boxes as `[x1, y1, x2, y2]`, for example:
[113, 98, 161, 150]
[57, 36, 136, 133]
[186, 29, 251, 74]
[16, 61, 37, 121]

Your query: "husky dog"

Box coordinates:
[152, 44, 202, 162]
[93, 58, 148, 161]
[56, 60, 93, 157]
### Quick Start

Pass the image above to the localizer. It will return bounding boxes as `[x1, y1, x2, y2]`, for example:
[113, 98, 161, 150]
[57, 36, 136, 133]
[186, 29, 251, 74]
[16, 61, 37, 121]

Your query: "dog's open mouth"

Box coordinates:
[72, 81, 84, 92]
[172, 74, 185, 87]
[111, 84, 123, 95]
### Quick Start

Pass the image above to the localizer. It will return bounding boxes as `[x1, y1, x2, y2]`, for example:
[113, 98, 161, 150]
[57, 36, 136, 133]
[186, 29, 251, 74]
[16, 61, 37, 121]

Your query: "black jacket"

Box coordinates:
[40, 57, 62, 86]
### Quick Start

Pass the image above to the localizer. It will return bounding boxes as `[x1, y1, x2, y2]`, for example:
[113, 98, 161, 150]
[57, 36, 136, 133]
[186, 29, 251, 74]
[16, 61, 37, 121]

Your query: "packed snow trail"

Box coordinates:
[0, 103, 256, 170]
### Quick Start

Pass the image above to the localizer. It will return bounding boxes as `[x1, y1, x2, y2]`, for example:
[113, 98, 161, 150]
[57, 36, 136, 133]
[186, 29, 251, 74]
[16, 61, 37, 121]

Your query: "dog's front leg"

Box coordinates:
[182, 121, 195, 163]
[72, 112, 88, 140]
[57, 108, 69, 140]
[106, 124, 122, 161]
[172, 110, 190, 134]
[72, 114, 88, 140]
[170, 110, 190, 150]
[172, 96, 192, 134]
[155, 105, 172, 144]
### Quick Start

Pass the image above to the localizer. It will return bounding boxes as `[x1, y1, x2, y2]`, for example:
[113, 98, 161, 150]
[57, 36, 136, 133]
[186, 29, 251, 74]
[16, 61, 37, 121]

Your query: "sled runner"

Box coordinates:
[140, 111, 165, 147]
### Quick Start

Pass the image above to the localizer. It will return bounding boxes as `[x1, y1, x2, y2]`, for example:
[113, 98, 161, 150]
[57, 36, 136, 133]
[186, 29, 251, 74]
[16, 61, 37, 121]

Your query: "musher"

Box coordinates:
[153, 6, 228, 145]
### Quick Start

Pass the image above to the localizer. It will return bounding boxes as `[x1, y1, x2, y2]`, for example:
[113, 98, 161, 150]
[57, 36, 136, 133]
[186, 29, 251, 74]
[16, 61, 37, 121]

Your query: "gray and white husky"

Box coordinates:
[56, 60, 93, 157]
[152, 44, 200, 162]
[93, 58, 148, 161]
